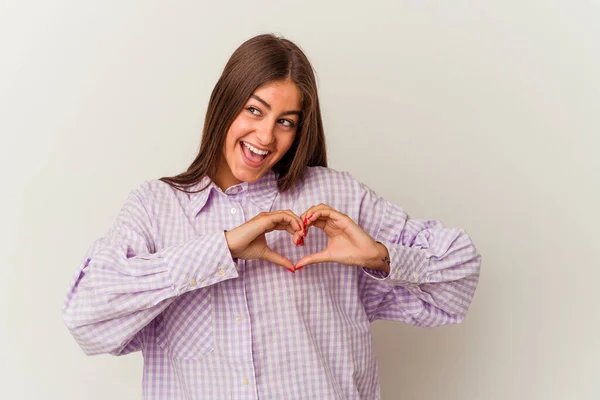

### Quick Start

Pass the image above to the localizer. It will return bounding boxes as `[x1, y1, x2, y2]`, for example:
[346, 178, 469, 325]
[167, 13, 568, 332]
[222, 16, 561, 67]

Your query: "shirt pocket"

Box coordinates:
[156, 288, 215, 360]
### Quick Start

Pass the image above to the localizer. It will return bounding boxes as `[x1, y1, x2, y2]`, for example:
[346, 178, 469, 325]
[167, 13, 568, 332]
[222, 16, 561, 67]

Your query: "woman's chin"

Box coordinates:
[234, 170, 263, 184]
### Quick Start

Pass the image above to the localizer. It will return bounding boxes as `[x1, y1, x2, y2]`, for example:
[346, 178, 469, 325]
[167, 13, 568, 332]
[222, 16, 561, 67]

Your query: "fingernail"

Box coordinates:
[303, 217, 307, 226]
[302, 230, 307, 238]
[295, 238, 300, 246]
[296, 265, 304, 271]
[308, 214, 313, 220]
[287, 268, 295, 273]
[300, 237, 305, 246]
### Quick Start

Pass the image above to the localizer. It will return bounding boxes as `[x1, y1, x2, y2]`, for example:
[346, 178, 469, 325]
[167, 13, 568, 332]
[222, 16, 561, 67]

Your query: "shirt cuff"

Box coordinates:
[361, 240, 429, 285]
[162, 231, 238, 295]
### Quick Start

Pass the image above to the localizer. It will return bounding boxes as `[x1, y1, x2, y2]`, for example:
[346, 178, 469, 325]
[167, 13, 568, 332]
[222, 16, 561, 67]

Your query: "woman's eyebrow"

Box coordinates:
[250, 94, 302, 117]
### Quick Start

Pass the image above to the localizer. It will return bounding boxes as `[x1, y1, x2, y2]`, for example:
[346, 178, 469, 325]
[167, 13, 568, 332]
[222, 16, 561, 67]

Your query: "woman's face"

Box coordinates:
[214, 79, 302, 191]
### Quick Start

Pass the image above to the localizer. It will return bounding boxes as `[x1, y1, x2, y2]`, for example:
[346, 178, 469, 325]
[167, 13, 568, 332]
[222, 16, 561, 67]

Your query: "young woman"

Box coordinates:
[63, 34, 481, 399]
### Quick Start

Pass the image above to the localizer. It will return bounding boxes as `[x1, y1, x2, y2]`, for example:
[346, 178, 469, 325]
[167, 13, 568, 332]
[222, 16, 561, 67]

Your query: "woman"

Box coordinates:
[63, 34, 481, 399]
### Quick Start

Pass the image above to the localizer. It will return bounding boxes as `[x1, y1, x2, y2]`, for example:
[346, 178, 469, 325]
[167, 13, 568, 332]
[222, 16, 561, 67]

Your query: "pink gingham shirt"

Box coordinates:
[63, 166, 481, 399]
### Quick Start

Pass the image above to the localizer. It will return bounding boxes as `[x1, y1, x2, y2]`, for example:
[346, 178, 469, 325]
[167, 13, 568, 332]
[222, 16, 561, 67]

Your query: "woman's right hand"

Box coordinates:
[224, 210, 304, 272]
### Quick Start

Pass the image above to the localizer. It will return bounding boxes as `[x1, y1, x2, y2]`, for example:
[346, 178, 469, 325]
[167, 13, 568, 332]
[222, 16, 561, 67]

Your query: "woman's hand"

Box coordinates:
[296, 204, 390, 272]
[224, 210, 304, 272]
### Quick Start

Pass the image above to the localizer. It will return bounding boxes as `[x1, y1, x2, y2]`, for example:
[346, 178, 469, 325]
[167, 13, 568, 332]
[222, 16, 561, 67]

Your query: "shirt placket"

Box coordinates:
[224, 189, 259, 398]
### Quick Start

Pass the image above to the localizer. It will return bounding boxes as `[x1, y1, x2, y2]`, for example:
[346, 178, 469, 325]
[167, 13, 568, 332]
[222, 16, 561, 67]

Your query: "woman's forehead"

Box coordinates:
[251, 80, 302, 112]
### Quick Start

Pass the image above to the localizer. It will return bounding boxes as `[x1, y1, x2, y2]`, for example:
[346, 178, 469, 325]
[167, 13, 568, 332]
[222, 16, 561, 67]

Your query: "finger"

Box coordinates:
[263, 211, 302, 234]
[302, 204, 341, 229]
[292, 230, 303, 246]
[277, 210, 304, 235]
[295, 249, 332, 268]
[301, 204, 327, 223]
[301, 206, 331, 238]
[304, 211, 328, 231]
[308, 209, 352, 232]
[303, 203, 335, 217]
[271, 216, 304, 245]
[261, 247, 296, 272]
[307, 208, 345, 222]
[280, 209, 304, 232]
[310, 218, 327, 231]
[302, 215, 311, 238]
[279, 210, 306, 243]
[274, 222, 301, 237]
[290, 230, 304, 246]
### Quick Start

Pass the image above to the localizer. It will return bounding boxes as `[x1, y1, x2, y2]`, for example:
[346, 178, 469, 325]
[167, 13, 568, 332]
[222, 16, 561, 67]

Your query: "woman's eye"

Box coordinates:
[279, 119, 295, 128]
[247, 106, 261, 116]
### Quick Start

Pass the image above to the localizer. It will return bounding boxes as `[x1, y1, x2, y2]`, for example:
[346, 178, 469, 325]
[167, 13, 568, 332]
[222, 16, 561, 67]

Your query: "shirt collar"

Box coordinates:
[246, 169, 279, 211]
[188, 170, 279, 217]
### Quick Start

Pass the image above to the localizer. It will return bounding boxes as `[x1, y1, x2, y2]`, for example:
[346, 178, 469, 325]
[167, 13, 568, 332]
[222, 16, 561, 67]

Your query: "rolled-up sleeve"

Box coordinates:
[356, 181, 481, 327]
[62, 183, 237, 356]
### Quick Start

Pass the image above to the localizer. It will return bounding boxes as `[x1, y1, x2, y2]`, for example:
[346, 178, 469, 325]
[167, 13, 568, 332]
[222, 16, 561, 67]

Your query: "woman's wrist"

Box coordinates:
[364, 241, 391, 273]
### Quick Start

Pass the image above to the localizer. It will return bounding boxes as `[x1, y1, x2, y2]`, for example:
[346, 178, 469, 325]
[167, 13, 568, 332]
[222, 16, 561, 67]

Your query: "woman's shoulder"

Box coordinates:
[303, 166, 356, 184]
[299, 166, 364, 193]
[126, 178, 194, 209]
[302, 166, 366, 188]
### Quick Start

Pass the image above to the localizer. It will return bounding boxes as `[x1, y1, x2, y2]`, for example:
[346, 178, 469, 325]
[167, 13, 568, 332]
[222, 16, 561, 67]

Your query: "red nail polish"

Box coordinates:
[296, 265, 304, 271]
[295, 238, 300, 246]
[287, 268, 295, 273]
[303, 217, 307, 226]
[300, 237, 305, 246]
[308, 214, 313, 219]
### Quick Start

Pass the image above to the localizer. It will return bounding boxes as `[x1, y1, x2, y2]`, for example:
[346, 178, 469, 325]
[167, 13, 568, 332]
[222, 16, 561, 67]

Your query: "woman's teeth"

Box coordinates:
[242, 141, 269, 157]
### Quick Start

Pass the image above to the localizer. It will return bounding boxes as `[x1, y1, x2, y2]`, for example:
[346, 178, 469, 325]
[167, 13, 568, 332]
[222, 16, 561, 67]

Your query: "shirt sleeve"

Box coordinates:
[355, 180, 481, 327]
[62, 183, 238, 356]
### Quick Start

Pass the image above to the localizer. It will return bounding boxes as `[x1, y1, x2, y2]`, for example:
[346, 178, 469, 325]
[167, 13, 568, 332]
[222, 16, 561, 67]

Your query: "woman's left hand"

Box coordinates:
[295, 204, 390, 272]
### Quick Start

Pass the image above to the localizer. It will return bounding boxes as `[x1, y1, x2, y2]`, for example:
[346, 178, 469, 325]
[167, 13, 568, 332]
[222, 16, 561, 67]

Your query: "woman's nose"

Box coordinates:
[256, 122, 275, 146]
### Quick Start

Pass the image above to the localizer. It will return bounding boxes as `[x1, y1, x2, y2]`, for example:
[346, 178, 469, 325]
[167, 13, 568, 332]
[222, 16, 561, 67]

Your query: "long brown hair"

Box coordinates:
[159, 34, 327, 193]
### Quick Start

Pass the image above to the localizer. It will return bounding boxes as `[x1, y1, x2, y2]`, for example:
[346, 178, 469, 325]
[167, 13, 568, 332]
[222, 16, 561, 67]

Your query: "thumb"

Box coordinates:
[261, 247, 295, 271]
[296, 250, 332, 268]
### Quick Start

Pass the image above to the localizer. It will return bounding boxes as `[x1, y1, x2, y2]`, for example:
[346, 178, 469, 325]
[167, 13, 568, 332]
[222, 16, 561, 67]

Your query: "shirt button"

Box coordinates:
[218, 268, 226, 277]
[412, 272, 419, 280]
[189, 279, 197, 287]
[242, 377, 249, 385]
[235, 315, 242, 324]
[230, 187, 239, 194]
[230, 208, 237, 214]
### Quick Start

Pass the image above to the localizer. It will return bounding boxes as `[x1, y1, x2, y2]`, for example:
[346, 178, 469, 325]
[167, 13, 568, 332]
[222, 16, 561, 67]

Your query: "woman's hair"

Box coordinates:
[159, 33, 327, 193]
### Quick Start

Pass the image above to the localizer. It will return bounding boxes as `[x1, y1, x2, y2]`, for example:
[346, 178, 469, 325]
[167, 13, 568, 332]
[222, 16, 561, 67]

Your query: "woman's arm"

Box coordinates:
[356, 181, 482, 327]
[62, 183, 238, 356]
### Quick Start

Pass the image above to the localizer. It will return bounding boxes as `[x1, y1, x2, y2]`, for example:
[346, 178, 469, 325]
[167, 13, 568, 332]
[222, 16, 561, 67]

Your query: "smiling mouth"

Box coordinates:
[240, 141, 271, 166]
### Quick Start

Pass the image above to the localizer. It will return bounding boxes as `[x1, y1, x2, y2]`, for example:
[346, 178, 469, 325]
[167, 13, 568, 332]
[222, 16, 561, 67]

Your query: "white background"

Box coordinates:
[1, 1, 598, 399]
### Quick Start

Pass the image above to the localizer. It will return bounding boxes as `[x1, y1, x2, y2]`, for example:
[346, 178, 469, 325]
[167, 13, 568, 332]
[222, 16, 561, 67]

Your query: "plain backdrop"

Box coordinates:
[1, 1, 599, 399]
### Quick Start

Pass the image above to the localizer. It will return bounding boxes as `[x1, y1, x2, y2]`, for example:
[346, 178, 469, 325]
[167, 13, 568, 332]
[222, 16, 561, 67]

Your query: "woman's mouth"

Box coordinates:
[240, 141, 270, 167]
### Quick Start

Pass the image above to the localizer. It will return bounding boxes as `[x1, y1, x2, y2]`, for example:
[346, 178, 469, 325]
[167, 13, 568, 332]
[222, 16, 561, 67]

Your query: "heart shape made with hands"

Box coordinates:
[275, 205, 382, 272]
[228, 205, 384, 273]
